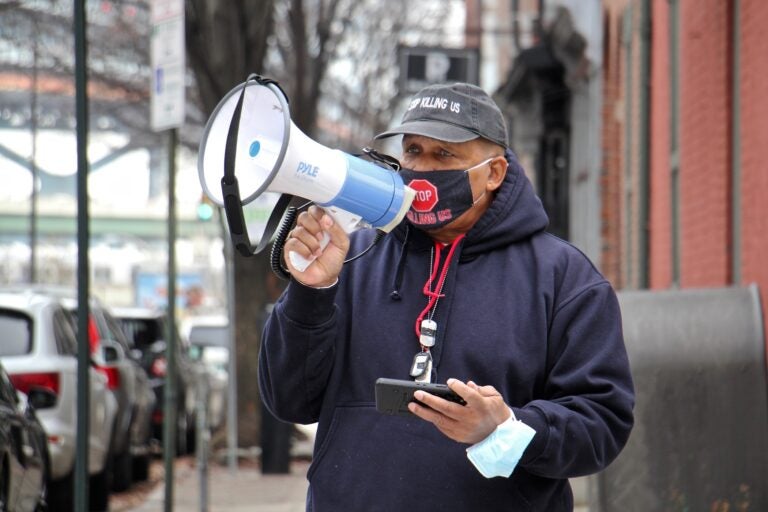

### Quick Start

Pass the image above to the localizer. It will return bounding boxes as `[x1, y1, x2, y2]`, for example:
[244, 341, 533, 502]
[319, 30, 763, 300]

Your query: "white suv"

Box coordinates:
[0, 290, 117, 511]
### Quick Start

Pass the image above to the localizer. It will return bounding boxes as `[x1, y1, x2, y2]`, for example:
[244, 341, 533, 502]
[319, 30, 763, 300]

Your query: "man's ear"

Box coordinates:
[486, 156, 508, 191]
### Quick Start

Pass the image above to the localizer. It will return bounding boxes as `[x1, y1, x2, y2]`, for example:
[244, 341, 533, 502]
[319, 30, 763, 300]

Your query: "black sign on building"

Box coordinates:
[398, 45, 480, 94]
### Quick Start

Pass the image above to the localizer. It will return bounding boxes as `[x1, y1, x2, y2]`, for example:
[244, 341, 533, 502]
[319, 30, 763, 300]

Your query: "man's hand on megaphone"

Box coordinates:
[284, 205, 350, 287]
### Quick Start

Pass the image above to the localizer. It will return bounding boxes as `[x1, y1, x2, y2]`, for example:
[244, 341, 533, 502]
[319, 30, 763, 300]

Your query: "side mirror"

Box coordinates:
[100, 340, 125, 363]
[150, 340, 167, 355]
[27, 387, 58, 410]
[15, 390, 26, 410]
[188, 345, 202, 361]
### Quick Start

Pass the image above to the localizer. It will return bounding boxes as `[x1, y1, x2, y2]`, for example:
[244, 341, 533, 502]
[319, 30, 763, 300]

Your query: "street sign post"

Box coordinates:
[398, 45, 480, 94]
[150, 3, 185, 511]
[150, 0, 185, 132]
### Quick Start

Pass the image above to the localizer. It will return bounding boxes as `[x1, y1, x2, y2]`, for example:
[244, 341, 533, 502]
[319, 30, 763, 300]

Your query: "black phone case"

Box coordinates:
[375, 377, 467, 416]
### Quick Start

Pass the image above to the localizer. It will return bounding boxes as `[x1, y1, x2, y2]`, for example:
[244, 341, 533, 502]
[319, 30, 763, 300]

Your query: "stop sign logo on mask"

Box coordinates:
[408, 179, 439, 212]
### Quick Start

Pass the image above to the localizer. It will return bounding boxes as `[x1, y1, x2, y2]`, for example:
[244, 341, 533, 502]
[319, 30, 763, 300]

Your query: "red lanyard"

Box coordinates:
[414, 234, 465, 344]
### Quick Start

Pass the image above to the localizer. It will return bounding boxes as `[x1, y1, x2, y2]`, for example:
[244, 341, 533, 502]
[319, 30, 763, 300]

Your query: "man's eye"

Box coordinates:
[438, 149, 453, 158]
[405, 146, 420, 154]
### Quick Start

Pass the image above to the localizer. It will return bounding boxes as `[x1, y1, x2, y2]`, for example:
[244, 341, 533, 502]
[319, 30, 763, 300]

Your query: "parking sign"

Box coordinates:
[150, 0, 185, 131]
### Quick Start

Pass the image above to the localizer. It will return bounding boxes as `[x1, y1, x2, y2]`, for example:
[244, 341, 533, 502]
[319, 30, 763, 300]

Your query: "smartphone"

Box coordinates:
[375, 377, 467, 416]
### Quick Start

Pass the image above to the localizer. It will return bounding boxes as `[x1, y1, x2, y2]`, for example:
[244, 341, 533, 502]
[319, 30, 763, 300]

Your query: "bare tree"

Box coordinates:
[183, 0, 278, 448]
[268, 0, 458, 141]
[184, 0, 458, 449]
[185, 0, 275, 117]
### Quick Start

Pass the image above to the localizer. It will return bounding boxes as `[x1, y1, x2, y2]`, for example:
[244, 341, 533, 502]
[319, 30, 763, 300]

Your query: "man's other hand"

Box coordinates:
[408, 379, 512, 444]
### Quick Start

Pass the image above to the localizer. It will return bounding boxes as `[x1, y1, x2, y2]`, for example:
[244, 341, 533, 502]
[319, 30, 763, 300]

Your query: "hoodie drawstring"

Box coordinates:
[389, 225, 411, 301]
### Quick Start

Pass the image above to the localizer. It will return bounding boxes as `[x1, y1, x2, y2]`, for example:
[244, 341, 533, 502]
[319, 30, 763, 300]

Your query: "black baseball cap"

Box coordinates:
[375, 82, 508, 149]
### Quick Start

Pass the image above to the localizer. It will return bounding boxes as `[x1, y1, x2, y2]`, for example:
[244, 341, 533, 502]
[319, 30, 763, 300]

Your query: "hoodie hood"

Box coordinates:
[393, 149, 549, 259]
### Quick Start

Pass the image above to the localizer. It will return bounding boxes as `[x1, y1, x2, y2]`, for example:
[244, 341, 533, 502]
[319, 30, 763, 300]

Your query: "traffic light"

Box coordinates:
[197, 194, 215, 221]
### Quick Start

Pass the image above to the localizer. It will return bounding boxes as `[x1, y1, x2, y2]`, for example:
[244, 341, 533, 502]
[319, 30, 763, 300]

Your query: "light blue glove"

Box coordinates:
[466, 409, 536, 478]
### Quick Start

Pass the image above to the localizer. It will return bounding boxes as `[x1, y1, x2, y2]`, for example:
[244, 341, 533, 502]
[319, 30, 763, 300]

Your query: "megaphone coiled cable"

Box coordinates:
[270, 205, 298, 280]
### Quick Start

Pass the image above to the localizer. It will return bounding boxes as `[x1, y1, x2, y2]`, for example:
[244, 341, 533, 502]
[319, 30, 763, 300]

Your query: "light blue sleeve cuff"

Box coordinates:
[466, 409, 536, 478]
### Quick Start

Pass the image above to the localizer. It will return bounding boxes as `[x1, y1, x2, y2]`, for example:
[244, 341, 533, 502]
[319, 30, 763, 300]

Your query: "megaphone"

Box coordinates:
[198, 75, 415, 272]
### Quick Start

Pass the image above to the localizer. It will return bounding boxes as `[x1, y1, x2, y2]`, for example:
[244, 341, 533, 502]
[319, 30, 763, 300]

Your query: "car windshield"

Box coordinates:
[0, 309, 33, 356]
[189, 325, 229, 348]
[120, 317, 164, 350]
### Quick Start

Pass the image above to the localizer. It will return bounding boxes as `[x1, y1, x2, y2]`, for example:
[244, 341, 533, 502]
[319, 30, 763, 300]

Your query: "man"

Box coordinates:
[259, 82, 634, 511]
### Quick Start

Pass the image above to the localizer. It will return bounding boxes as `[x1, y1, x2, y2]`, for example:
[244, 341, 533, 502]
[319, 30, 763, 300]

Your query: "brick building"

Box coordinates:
[601, 0, 768, 341]
[497, 4, 768, 506]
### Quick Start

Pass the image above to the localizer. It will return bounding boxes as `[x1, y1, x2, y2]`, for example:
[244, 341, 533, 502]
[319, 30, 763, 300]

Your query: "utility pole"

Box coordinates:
[150, 1, 186, 508]
[73, 0, 91, 509]
[29, 15, 39, 283]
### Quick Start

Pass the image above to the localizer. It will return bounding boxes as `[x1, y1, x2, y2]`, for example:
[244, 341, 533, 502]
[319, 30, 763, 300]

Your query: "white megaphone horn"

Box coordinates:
[197, 75, 415, 272]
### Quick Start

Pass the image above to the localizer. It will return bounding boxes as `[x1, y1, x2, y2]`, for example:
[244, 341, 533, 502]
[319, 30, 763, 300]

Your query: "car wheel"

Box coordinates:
[34, 481, 48, 512]
[46, 471, 73, 512]
[0, 459, 8, 512]
[176, 412, 188, 456]
[132, 454, 150, 482]
[112, 446, 133, 492]
[186, 413, 197, 455]
[34, 455, 50, 512]
[90, 450, 112, 512]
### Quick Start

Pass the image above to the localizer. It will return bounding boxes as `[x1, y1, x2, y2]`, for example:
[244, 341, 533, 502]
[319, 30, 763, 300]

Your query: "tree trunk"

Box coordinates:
[233, 252, 272, 446]
[186, 0, 276, 449]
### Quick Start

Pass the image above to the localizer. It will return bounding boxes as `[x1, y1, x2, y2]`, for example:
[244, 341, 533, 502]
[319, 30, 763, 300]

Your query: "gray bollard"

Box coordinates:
[260, 402, 292, 474]
[259, 305, 293, 474]
[196, 368, 210, 512]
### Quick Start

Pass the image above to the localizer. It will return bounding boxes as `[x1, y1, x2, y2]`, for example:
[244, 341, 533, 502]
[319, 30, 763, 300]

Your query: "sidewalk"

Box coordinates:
[119, 421, 591, 509]
[126, 459, 309, 512]
[125, 460, 590, 511]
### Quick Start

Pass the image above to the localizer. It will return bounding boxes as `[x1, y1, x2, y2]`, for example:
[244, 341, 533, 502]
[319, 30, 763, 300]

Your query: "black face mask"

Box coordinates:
[398, 158, 491, 230]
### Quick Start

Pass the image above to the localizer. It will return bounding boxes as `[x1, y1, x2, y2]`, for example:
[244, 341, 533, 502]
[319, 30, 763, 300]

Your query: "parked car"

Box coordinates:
[113, 306, 200, 455]
[183, 314, 316, 458]
[0, 361, 49, 512]
[0, 290, 117, 511]
[6, 285, 155, 491]
[63, 293, 155, 489]
[182, 315, 230, 433]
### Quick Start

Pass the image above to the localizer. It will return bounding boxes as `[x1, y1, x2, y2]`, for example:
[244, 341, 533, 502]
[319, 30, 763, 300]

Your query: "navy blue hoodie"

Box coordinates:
[259, 153, 634, 511]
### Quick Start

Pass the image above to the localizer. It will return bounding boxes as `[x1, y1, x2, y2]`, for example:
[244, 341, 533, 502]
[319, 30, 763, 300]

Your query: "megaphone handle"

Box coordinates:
[288, 232, 331, 272]
[287, 207, 363, 273]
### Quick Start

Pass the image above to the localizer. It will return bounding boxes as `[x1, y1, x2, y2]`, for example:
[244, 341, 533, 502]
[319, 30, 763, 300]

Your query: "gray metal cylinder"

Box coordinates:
[592, 285, 768, 511]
